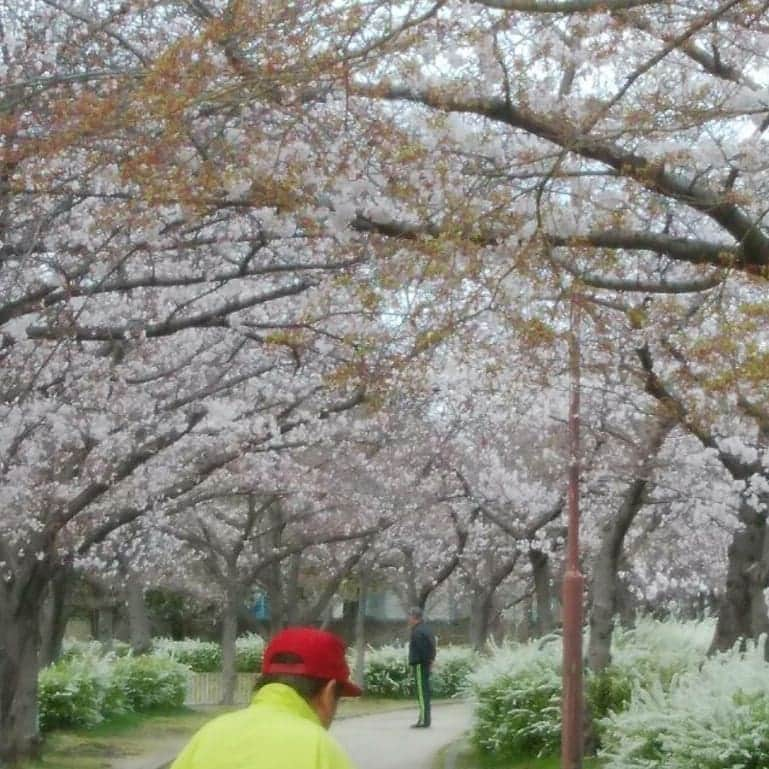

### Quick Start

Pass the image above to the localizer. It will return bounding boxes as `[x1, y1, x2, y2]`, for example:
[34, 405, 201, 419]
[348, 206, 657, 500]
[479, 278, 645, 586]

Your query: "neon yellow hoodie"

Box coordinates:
[169, 683, 355, 769]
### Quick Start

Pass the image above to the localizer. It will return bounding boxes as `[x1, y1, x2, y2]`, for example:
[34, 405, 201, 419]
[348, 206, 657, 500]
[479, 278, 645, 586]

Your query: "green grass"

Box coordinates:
[444, 741, 605, 769]
[16, 698, 411, 769]
[17, 707, 232, 769]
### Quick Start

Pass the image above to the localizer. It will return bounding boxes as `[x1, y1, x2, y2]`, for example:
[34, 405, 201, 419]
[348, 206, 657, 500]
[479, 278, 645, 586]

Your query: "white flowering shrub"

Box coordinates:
[588, 616, 715, 742]
[38, 654, 117, 731]
[610, 616, 714, 690]
[235, 633, 265, 672]
[360, 644, 477, 698]
[60, 638, 135, 660]
[467, 636, 563, 759]
[150, 634, 265, 672]
[59, 639, 104, 661]
[112, 656, 188, 711]
[468, 618, 716, 759]
[600, 640, 769, 769]
[431, 646, 480, 698]
[151, 637, 222, 672]
[362, 644, 413, 697]
[38, 652, 187, 731]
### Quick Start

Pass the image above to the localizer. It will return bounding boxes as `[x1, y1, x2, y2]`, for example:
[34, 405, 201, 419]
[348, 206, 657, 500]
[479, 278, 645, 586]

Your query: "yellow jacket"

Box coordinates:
[169, 683, 355, 769]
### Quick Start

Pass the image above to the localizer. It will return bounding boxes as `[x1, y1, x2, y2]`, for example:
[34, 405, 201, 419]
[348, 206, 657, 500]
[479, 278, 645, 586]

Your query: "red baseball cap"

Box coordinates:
[262, 627, 362, 697]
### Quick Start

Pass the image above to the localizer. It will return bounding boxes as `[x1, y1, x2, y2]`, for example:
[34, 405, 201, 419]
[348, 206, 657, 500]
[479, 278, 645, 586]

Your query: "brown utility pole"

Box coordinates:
[561, 293, 584, 769]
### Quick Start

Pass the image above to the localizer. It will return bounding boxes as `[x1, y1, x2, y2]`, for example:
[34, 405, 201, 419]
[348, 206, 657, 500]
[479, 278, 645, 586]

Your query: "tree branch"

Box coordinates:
[354, 84, 769, 273]
[472, 0, 659, 11]
[58, 406, 206, 537]
[546, 230, 738, 273]
[26, 281, 313, 342]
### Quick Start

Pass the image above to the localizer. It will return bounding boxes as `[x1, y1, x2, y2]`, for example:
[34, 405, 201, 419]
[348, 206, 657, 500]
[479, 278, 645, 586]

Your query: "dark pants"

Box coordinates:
[413, 663, 431, 726]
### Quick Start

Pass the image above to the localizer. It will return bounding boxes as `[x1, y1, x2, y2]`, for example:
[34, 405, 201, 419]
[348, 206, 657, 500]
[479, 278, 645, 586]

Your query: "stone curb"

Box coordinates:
[438, 737, 471, 769]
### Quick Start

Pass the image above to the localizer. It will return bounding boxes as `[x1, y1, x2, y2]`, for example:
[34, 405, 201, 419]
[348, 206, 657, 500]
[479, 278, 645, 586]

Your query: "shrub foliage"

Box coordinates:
[150, 634, 265, 672]
[600, 639, 769, 769]
[361, 644, 477, 698]
[38, 652, 187, 732]
[466, 617, 769, 769]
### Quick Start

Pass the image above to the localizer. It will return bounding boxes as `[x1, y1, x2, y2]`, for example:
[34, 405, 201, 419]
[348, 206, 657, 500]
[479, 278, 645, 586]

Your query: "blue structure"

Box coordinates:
[251, 593, 270, 620]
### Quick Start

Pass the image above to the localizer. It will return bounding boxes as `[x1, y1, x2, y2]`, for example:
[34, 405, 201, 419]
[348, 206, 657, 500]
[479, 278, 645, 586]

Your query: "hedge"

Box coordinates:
[38, 652, 187, 732]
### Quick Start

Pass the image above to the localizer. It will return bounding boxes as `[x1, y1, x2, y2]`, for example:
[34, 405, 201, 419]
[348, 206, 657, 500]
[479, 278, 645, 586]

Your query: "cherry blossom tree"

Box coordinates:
[343, 0, 769, 658]
[0, 0, 428, 759]
[4, 0, 769, 762]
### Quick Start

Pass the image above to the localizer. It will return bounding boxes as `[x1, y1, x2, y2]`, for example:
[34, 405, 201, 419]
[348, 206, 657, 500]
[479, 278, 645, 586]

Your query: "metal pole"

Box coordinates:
[561, 293, 584, 769]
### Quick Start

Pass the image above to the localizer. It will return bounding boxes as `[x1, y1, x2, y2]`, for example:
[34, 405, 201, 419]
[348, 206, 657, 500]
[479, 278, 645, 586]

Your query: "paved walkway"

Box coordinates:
[111, 702, 472, 769]
[333, 702, 472, 769]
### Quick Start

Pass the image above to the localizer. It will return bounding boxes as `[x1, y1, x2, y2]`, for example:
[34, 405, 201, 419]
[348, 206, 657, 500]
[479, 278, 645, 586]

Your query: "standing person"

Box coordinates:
[170, 627, 361, 769]
[408, 606, 436, 728]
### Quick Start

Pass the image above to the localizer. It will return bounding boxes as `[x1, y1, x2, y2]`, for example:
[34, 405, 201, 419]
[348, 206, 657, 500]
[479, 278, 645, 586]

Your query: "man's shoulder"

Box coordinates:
[186, 705, 257, 740]
[172, 708, 350, 769]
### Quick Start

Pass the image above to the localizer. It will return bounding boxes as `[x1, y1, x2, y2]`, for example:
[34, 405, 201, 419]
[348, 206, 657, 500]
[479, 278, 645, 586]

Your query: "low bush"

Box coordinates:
[609, 616, 713, 691]
[600, 640, 769, 769]
[588, 616, 715, 744]
[359, 643, 477, 698]
[38, 655, 111, 731]
[466, 616, 754, 764]
[59, 639, 104, 662]
[152, 637, 222, 672]
[431, 646, 480, 698]
[60, 638, 134, 660]
[467, 636, 562, 759]
[235, 633, 265, 673]
[38, 652, 188, 732]
[113, 655, 188, 711]
[586, 665, 633, 729]
[151, 634, 265, 672]
[362, 644, 413, 698]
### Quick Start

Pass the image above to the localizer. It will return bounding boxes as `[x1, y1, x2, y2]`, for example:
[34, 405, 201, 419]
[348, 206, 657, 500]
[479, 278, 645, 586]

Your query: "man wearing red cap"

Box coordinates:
[170, 627, 360, 769]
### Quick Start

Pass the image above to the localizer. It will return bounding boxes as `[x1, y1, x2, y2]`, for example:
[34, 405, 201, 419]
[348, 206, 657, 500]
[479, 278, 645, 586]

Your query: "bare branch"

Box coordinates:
[26, 281, 314, 342]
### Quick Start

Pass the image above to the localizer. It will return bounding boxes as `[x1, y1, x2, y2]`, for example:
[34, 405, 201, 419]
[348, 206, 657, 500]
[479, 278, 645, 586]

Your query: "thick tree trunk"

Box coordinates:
[710, 505, 769, 654]
[283, 554, 301, 626]
[264, 503, 287, 636]
[588, 478, 650, 673]
[125, 576, 152, 655]
[353, 576, 367, 690]
[588, 418, 672, 673]
[403, 548, 419, 609]
[516, 596, 534, 641]
[95, 605, 115, 648]
[267, 576, 285, 636]
[469, 589, 494, 650]
[0, 582, 45, 764]
[220, 588, 239, 706]
[38, 570, 70, 668]
[530, 549, 555, 636]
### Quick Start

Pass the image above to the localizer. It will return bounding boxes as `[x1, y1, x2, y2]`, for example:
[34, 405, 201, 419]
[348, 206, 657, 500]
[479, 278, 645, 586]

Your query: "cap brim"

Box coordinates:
[339, 680, 363, 697]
